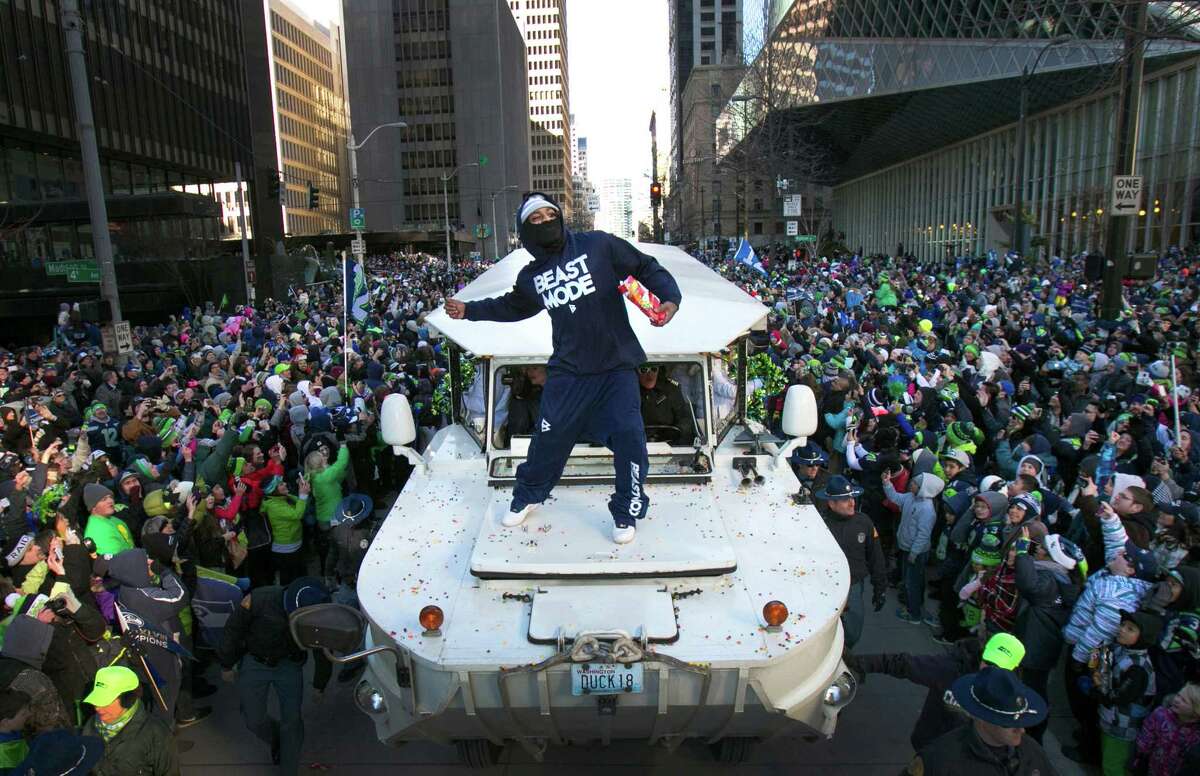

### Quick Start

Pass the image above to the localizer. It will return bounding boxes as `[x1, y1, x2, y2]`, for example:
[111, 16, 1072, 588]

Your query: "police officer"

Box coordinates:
[637, 364, 696, 445]
[506, 365, 546, 437]
[791, 443, 832, 516]
[816, 475, 886, 649]
[906, 666, 1054, 775]
[218, 577, 331, 776]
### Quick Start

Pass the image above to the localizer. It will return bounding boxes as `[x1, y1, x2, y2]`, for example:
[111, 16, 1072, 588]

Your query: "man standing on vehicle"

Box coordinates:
[444, 192, 681, 544]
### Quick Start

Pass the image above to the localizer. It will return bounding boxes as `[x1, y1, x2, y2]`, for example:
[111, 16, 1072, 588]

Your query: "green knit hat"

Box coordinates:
[971, 534, 1003, 567]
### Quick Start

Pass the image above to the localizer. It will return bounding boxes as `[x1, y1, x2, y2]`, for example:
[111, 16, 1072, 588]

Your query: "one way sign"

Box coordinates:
[1111, 175, 1143, 215]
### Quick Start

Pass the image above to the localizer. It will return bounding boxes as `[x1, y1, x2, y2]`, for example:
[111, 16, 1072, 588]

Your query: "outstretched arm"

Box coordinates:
[449, 283, 543, 323]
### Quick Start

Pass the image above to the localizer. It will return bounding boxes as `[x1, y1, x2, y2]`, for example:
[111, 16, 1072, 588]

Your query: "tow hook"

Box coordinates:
[597, 695, 618, 716]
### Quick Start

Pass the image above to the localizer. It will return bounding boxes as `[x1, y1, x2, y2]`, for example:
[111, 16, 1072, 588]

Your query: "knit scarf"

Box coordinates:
[94, 701, 139, 742]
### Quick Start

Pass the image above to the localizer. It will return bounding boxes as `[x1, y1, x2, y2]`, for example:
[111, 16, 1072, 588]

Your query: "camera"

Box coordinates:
[46, 597, 70, 616]
[82, 537, 97, 554]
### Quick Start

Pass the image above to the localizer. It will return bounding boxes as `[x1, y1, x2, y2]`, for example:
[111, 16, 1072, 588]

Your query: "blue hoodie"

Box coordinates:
[465, 229, 682, 375]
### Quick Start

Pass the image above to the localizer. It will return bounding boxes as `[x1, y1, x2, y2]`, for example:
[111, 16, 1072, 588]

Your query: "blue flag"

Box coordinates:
[733, 238, 766, 275]
[344, 254, 369, 322]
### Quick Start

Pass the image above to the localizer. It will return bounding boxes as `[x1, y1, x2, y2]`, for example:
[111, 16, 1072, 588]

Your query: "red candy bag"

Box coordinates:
[618, 275, 666, 325]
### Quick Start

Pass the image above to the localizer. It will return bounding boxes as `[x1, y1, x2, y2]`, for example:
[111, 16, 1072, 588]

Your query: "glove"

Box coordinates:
[872, 589, 886, 612]
[1075, 675, 1094, 697]
[221, 669, 236, 683]
[53, 588, 81, 614]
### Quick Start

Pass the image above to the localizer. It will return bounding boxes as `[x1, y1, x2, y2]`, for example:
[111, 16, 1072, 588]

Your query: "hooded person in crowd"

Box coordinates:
[444, 192, 682, 544]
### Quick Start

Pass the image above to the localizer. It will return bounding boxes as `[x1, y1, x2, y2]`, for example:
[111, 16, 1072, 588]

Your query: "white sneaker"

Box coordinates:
[502, 503, 538, 528]
[612, 524, 636, 544]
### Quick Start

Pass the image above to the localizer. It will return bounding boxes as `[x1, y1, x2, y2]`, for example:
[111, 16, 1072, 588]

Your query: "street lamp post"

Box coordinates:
[489, 185, 518, 260]
[347, 121, 407, 249]
[730, 93, 761, 241]
[1014, 35, 1072, 258]
[442, 163, 480, 272]
[345, 121, 406, 377]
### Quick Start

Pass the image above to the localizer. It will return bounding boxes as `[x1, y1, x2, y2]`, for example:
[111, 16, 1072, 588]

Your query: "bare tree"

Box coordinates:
[712, 1, 834, 247]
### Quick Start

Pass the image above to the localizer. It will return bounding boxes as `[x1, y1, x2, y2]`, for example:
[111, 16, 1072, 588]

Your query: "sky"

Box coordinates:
[566, 0, 671, 186]
[284, 0, 671, 185]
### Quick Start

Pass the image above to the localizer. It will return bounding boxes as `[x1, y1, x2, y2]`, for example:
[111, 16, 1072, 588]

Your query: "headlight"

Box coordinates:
[354, 680, 388, 714]
[823, 671, 856, 707]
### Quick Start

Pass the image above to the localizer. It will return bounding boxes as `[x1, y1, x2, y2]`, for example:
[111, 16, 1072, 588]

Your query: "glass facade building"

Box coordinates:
[0, 0, 264, 318]
[716, 0, 1200, 260]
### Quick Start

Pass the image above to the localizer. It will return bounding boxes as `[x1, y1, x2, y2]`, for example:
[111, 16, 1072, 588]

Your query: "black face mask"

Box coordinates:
[522, 217, 565, 255]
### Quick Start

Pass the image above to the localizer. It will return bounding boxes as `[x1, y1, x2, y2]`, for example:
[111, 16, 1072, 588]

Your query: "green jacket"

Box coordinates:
[83, 704, 180, 776]
[310, 445, 350, 525]
[262, 494, 308, 547]
[196, 427, 239, 488]
[84, 513, 135, 555]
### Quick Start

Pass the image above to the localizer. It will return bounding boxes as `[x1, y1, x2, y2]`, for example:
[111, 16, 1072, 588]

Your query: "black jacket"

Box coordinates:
[83, 702, 180, 776]
[908, 723, 1058, 776]
[851, 638, 982, 752]
[823, 510, 886, 590]
[217, 585, 305, 668]
[1012, 554, 1079, 671]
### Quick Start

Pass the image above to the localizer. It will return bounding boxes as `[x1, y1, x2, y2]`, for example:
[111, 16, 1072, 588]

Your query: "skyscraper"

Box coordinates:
[343, 0, 530, 255]
[668, 0, 743, 239]
[508, 0, 573, 219]
[596, 178, 633, 241]
[266, 0, 351, 236]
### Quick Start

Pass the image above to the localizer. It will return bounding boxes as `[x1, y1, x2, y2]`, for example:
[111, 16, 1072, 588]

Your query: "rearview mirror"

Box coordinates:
[288, 603, 366, 654]
[781, 384, 817, 439]
[381, 393, 416, 447]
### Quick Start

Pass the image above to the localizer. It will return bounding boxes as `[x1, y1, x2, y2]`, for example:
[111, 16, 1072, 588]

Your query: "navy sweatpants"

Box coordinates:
[513, 369, 649, 527]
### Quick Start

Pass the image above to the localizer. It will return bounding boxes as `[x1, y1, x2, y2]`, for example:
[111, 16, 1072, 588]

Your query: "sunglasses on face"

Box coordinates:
[637, 365, 658, 374]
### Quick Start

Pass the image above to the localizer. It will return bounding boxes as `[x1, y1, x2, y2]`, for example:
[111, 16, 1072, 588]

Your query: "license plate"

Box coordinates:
[570, 663, 643, 696]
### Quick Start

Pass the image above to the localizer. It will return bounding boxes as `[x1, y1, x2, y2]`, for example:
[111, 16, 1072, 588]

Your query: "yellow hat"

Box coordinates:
[981, 632, 1025, 671]
[83, 665, 140, 707]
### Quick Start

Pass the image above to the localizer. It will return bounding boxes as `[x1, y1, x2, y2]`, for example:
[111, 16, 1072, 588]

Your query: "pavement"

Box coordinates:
[178, 586, 1099, 775]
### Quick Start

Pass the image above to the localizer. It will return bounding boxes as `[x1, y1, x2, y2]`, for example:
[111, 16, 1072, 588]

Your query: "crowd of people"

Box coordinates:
[713, 244, 1200, 775]
[0, 235, 1196, 774]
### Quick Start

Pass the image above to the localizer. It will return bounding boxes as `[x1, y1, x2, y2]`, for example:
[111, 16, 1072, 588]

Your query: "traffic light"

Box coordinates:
[267, 172, 281, 199]
[307, 182, 319, 209]
[650, 181, 662, 205]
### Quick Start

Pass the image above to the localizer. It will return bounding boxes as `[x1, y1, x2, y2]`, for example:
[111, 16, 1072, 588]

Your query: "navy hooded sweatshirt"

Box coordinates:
[464, 229, 682, 376]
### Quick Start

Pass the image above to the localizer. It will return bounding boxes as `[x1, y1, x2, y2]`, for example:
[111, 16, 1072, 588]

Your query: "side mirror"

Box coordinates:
[781, 384, 817, 439]
[381, 393, 416, 447]
[288, 603, 366, 654]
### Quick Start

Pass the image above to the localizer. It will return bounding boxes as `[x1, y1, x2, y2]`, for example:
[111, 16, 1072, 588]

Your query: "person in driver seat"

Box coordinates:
[507, 366, 547, 438]
[638, 364, 696, 446]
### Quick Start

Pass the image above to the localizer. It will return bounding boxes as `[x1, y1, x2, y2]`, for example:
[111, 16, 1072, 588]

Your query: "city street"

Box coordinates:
[179, 588, 1091, 775]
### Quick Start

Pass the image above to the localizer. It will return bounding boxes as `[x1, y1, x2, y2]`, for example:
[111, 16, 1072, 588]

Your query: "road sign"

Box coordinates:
[349, 208, 365, 230]
[46, 260, 97, 277]
[66, 267, 100, 283]
[350, 237, 366, 255]
[782, 195, 802, 217]
[474, 223, 492, 239]
[113, 321, 133, 353]
[1111, 175, 1142, 215]
[587, 194, 600, 213]
[796, 234, 818, 244]
[786, 220, 799, 236]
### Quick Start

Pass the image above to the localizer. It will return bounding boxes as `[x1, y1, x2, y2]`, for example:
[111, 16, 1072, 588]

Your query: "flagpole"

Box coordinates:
[115, 603, 169, 713]
[343, 250, 350, 385]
